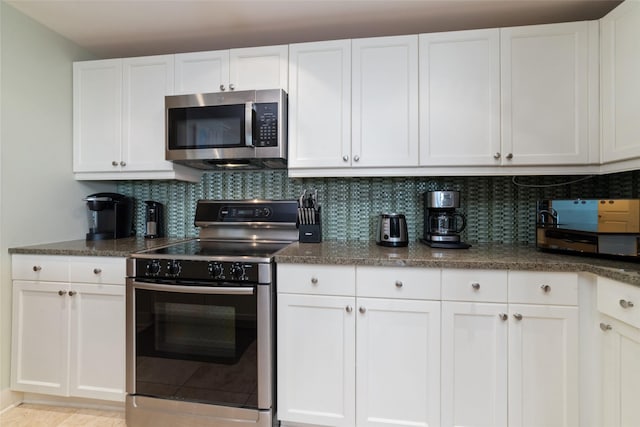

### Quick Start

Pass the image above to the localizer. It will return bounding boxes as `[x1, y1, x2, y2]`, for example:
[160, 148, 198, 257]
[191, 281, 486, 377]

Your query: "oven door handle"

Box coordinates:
[131, 280, 255, 296]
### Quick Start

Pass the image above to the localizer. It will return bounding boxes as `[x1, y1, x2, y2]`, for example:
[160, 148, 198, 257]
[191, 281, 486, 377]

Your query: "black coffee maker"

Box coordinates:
[85, 193, 134, 241]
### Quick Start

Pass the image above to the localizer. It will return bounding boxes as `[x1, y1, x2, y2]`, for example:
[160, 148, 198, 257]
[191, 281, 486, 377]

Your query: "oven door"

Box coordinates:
[126, 279, 272, 411]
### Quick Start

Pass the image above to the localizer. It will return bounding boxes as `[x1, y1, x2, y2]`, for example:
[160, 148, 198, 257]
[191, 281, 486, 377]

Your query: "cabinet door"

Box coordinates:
[68, 283, 125, 402]
[508, 304, 579, 427]
[11, 281, 69, 396]
[288, 40, 352, 168]
[501, 22, 595, 165]
[601, 1, 640, 163]
[122, 55, 174, 172]
[229, 45, 288, 91]
[352, 35, 419, 167]
[174, 50, 230, 94]
[600, 317, 640, 427]
[419, 29, 501, 166]
[441, 302, 508, 427]
[277, 293, 356, 427]
[73, 59, 122, 173]
[356, 298, 440, 427]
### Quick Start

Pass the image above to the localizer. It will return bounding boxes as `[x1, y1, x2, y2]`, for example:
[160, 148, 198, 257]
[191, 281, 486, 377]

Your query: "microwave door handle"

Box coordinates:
[245, 102, 254, 148]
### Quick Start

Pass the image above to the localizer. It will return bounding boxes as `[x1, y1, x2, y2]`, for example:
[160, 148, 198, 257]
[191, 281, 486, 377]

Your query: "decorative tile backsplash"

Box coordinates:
[118, 170, 640, 243]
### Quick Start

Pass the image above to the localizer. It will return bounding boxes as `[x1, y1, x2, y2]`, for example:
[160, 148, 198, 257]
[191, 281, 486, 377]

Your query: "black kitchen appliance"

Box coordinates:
[126, 199, 298, 427]
[144, 201, 164, 239]
[421, 190, 471, 249]
[536, 199, 640, 258]
[85, 192, 134, 241]
[376, 213, 409, 247]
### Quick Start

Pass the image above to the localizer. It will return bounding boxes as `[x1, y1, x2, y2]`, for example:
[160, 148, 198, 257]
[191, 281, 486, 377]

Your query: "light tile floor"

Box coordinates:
[0, 403, 125, 427]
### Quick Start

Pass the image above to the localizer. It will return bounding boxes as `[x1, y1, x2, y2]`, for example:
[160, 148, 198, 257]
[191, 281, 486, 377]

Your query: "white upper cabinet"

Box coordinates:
[352, 35, 419, 167]
[288, 40, 351, 169]
[174, 45, 288, 95]
[601, 0, 640, 165]
[419, 29, 501, 166]
[73, 55, 201, 182]
[174, 50, 229, 94]
[500, 21, 599, 166]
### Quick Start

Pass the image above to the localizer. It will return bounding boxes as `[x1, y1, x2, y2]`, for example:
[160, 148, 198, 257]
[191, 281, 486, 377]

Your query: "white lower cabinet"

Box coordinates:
[277, 264, 440, 427]
[11, 255, 126, 402]
[440, 270, 579, 427]
[598, 277, 640, 427]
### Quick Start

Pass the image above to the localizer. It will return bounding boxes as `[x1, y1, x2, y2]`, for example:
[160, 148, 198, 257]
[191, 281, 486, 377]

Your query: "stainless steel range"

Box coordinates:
[125, 199, 298, 427]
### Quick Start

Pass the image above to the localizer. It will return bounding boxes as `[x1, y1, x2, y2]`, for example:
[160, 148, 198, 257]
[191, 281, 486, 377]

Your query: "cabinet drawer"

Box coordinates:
[508, 271, 578, 305]
[12, 255, 69, 282]
[356, 266, 440, 300]
[441, 269, 508, 302]
[277, 264, 355, 296]
[598, 277, 640, 329]
[69, 257, 126, 285]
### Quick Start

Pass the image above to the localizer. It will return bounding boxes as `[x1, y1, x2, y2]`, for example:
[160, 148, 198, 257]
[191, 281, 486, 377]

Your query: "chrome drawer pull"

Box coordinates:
[68, 291, 76, 297]
[58, 290, 66, 296]
[498, 313, 508, 321]
[32, 266, 42, 272]
[620, 299, 635, 309]
[513, 313, 523, 321]
[93, 268, 102, 275]
[311, 277, 318, 285]
[600, 323, 612, 332]
[540, 284, 551, 293]
[395, 280, 403, 288]
[471, 282, 480, 290]
[345, 306, 353, 313]
[359, 306, 366, 314]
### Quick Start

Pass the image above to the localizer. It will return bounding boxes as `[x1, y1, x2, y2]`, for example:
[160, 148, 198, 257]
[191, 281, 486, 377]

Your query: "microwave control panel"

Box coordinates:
[254, 102, 278, 147]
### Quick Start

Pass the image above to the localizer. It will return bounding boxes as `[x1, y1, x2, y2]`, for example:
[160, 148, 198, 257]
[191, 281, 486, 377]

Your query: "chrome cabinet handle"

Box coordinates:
[353, 155, 360, 162]
[120, 161, 126, 167]
[112, 161, 119, 166]
[343, 155, 349, 162]
[32, 266, 42, 272]
[620, 299, 635, 309]
[494, 152, 501, 159]
[506, 153, 513, 160]
[359, 306, 366, 314]
[395, 280, 403, 288]
[513, 313, 523, 321]
[219, 84, 226, 91]
[58, 290, 67, 296]
[499, 313, 508, 321]
[345, 306, 353, 313]
[93, 268, 102, 275]
[471, 282, 480, 290]
[540, 284, 551, 293]
[68, 291, 76, 297]
[600, 322, 612, 332]
[229, 84, 235, 91]
[310, 277, 318, 285]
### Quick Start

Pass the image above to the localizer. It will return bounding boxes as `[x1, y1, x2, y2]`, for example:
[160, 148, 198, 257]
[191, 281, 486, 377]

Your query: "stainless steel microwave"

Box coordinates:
[165, 89, 287, 169]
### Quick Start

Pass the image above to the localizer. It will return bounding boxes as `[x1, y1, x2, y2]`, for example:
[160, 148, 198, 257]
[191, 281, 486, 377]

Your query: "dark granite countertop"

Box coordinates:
[8, 237, 190, 257]
[274, 241, 640, 287]
[9, 238, 640, 287]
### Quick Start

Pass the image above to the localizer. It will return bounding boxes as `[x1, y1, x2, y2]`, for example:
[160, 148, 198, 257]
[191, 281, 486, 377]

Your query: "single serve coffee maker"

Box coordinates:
[421, 190, 471, 249]
[85, 193, 134, 241]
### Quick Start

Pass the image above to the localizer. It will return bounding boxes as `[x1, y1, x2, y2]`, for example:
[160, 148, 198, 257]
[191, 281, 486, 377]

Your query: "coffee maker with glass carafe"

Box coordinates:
[421, 190, 471, 249]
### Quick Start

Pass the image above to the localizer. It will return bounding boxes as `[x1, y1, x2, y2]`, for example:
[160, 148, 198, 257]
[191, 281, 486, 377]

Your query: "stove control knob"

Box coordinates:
[167, 260, 182, 276]
[230, 263, 245, 280]
[208, 262, 224, 278]
[146, 260, 161, 276]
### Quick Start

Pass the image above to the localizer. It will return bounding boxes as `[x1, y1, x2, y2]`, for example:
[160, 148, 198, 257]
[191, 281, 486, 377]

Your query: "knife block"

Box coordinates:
[298, 207, 322, 243]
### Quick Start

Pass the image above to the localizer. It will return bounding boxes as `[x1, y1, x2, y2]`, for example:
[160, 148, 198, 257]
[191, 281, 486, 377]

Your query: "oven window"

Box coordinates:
[168, 104, 245, 149]
[134, 288, 258, 409]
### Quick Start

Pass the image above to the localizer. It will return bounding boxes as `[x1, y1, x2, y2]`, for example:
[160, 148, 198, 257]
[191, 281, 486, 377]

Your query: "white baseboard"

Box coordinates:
[0, 388, 24, 414]
[21, 393, 124, 412]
